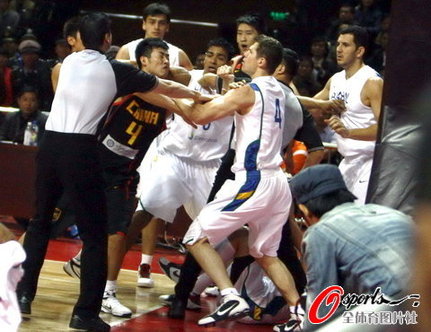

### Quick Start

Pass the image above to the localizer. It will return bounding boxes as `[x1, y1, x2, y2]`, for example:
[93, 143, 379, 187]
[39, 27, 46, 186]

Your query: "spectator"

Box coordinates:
[1, 36, 18, 58]
[0, 85, 46, 143]
[310, 36, 338, 86]
[105, 45, 119, 61]
[293, 56, 321, 97]
[11, 39, 53, 110]
[0, 47, 13, 105]
[290, 164, 413, 328]
[0, 0, 19, 38]
[325, 3, 357, 45]
[355, 0, 383, 38]
[9, 0, 35, 30]
[53, 38, 70, 63]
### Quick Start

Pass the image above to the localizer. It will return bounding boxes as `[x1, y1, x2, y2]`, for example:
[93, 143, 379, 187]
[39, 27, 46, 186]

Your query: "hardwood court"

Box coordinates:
[13, 235, 274, 332]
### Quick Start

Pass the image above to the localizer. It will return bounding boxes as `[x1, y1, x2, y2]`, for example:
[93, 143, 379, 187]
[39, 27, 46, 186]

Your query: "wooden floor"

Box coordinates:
[1, 216, 273, 332]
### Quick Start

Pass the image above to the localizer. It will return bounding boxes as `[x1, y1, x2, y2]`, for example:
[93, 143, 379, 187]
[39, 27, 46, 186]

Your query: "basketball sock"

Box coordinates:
[220, 287, 239, 297]
[140, 254, 153, 266]
[105, 280, 117, 294]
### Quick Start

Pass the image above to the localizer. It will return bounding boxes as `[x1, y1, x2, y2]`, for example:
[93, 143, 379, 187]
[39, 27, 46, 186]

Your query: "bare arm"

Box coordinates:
[51, 63, 61, 91]
[178, 49, 194, 70]
[302, 150, 325, 169]
[0, 223, 15, 243]
[177, 84, 254, 125]
[168, 66, 191, 86]
[151, 78, 202, 101]
[134, 91, 197, 128]
[115, 45, 130, 60]
[325, 77, 383, 141]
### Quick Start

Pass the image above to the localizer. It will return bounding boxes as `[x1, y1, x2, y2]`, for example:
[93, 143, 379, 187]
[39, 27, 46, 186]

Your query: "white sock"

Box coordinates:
[220, 287, 239, 297]
[105, 280, 117, 294]
[140, 254, 153, 265]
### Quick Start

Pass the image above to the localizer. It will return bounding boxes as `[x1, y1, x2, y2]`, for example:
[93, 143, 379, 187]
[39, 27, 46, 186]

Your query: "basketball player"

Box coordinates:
[130, 38, 234, 288]
[116, 2, 193, 69]
[175, 35, 304, 330]
[304, 25, 383, 203]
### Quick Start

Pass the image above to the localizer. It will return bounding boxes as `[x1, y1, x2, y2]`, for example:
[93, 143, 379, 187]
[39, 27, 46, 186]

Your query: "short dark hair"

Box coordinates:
[302, 189, 356, 218]
[282, 48, 299, 77]
[135, 38, 168, 69]
[63, 16, 80, 39]
[79, 12, 111, 51]
[143, 2, 171, 23]
[207, 38, 235, 60]
[236, 13, 266, 34]
[17, 85, 39, 99]
[340, 3, 355, 13]
[255, 35, 283, 74]
[339, 25, 369, 49]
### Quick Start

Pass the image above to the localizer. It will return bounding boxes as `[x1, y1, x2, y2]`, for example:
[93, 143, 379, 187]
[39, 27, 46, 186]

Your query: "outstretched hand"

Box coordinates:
[321, 99, 345, 116]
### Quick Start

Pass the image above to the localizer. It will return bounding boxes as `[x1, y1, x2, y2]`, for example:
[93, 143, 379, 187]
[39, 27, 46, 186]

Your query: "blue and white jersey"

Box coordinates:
[158, 69, 232, 161]
[231, 76, 285, 173]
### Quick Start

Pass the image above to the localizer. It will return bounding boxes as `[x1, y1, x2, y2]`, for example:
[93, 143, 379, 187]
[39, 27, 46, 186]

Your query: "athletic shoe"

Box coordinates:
[69, 314, 110, 331]
[158, 257, 181, 283]
[204, 285, 220, 297]
[63, 257, 81, 279]
[137, 263, 154, 287]
[159, 293, 201, 310]
[101, 291, 132, 318]
[273, 318, 303, 332]
[197, 294, 250, 326]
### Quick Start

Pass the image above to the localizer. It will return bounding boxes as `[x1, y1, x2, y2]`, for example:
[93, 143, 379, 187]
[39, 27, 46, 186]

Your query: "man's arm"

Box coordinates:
[178, 49, 193, 70]
[152, 78, 203, 101]
[115, 45, 130, 60]
[297, 77, 345, 115]
[51, 63, 61, 91]
[134, 91, 197, 128]
[326, 77, 383, 141]
[0, 223, 16, 243]
[176, 84, 253, 125]
[168, 66, 191, 86]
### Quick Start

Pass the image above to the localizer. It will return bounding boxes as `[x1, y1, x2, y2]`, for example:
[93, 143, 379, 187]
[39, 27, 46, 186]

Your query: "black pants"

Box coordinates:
[175, 148, 306, 302]
[17, 131, 108, 319]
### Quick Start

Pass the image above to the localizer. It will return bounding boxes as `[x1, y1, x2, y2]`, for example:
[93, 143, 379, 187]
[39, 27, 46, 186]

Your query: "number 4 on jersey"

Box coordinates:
[274, 98, 282, 128]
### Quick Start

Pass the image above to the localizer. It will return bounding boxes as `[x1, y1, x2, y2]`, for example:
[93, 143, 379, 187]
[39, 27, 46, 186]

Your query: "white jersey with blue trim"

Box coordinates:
[158, 69, 232, 161]
[126, 38, 180, 66]
[329, 65, 379, 158]
[232, 76, 285, 173]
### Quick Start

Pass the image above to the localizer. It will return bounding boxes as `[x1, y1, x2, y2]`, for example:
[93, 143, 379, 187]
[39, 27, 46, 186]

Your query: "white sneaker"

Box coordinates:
[63, 257, 81, 279]
[101, 291, 132, 318]
[198, 294, 249, 326]
[137, 263, 154, 288]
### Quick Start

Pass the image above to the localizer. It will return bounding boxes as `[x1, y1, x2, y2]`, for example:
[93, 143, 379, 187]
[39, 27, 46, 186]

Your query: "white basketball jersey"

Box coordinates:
[232, 76, 285, 173]
[126, 38, 180, 66]
[330, 65, 379, 158]
[158, 69, 232, 161]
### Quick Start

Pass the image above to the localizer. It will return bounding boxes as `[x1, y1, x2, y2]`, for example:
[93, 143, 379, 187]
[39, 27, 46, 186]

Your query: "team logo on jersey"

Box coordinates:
[106, 138, 115, 147]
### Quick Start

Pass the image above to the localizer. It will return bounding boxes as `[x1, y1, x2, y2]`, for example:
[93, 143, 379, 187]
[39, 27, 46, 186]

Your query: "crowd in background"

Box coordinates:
[0, 0, 390, 111]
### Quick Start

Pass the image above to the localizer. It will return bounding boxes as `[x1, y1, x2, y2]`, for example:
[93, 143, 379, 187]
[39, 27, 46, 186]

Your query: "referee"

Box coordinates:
[16, 12, 202, 332]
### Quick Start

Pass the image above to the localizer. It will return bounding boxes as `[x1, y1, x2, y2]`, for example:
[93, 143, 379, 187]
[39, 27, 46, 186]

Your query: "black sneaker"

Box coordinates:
[69, 315, 110, 331]
[197, 294, 249, 326]
[158, 257, 181, 283]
